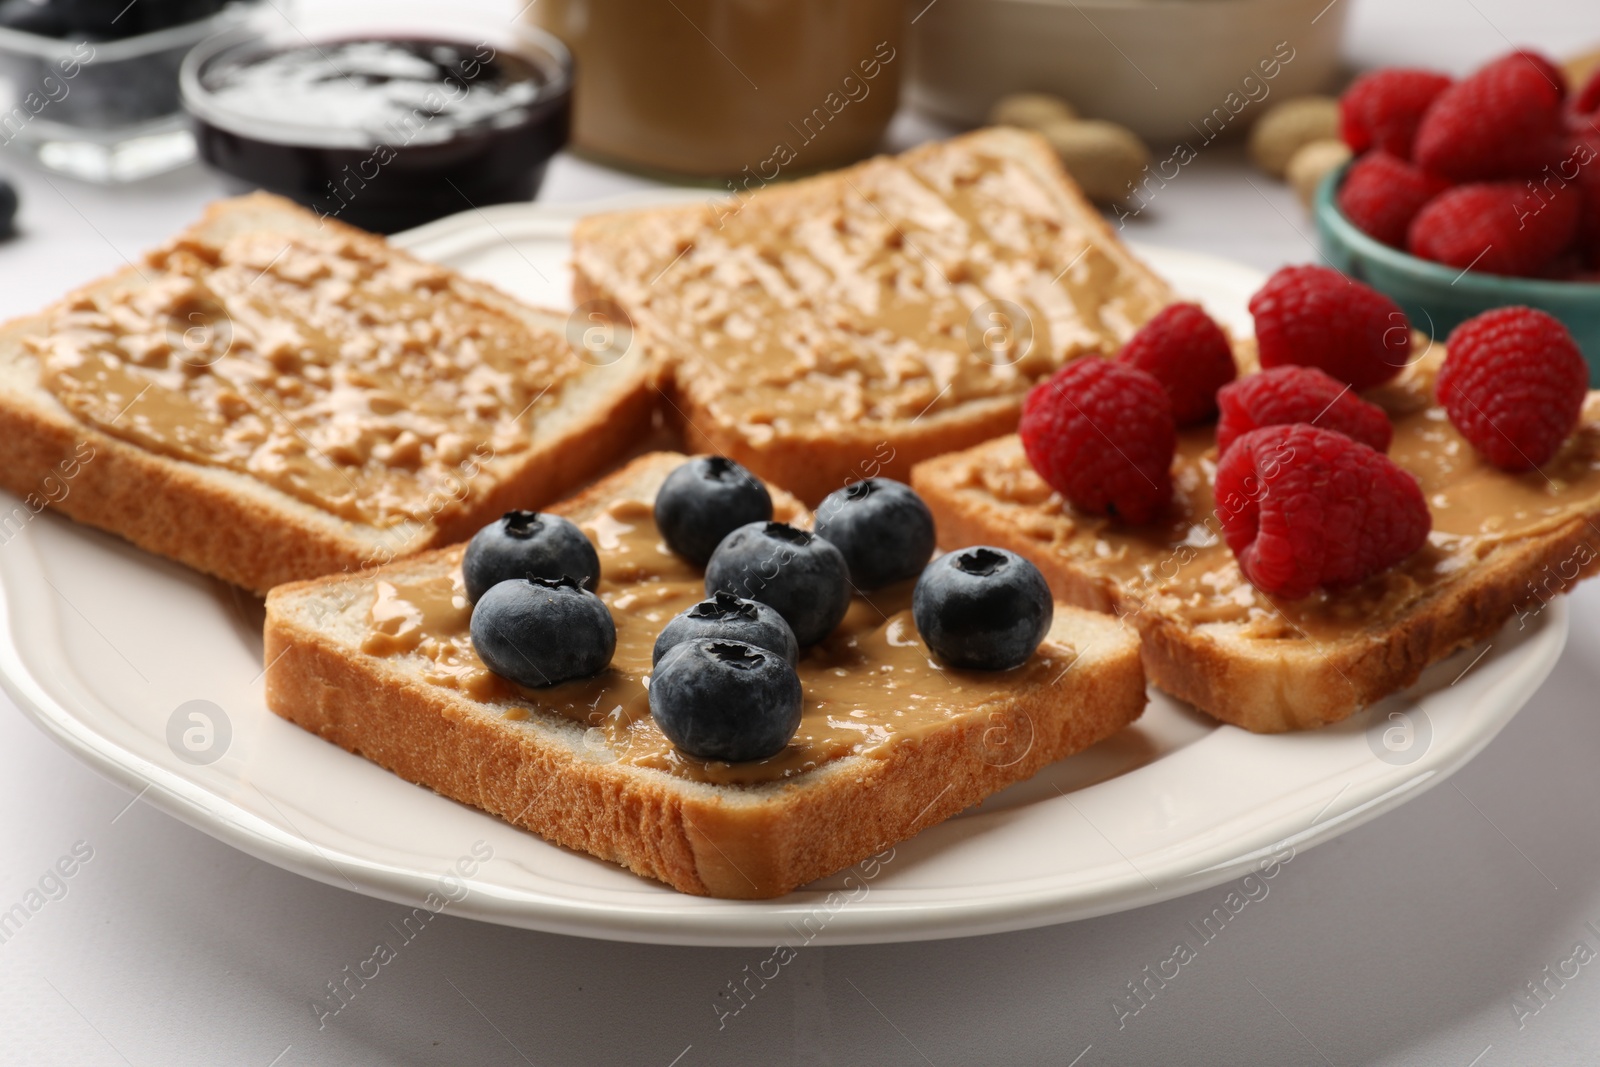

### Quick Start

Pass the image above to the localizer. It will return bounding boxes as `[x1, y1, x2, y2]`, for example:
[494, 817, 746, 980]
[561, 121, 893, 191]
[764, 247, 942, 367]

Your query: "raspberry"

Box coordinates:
[1215, 425, 1431, 600]
[1336, 151, 1452, 247]
[1406, 180, 1580, 277]
[1414, 51, 1565, 180]
[1216, 366, 1393, 458]
[1019, 358, 1175, 524]
[1115, 302, 1236, 426]
[1340, 68, 1453, 159]
[1568, 133, 1600, 258]
[1575, 66, 1600, 117]
[1510, 50, 1568, 98]
[1248, 265, 1410, 390]
[1436, 307, 1588, 470]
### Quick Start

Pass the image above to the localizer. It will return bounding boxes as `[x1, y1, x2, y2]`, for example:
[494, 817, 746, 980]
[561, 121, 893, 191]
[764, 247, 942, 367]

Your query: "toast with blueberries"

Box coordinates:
[264, 451, 1147, 898]
[0, 192, 654, 594]
[570, 127, 1174, 506]
[914, 275, 1600, 732]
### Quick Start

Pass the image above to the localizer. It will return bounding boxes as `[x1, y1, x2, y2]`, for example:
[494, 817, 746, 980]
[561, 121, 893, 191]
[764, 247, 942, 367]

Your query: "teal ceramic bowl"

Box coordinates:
[1314, 163, 1600, 385]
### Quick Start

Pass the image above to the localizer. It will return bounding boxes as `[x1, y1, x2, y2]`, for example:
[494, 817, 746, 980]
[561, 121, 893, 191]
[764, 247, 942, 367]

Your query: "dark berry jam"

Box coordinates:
[182, 32, 571, 233]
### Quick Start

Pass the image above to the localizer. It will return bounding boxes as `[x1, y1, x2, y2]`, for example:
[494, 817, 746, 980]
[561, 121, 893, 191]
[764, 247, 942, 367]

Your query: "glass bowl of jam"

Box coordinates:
[180, 5, 571, 233]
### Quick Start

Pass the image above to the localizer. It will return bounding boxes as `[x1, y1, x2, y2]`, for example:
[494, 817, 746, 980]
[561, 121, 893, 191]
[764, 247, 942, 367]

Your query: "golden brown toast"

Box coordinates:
[0, 193, 654, 594]
[912, 349, 1600, 732]
[571, 127, 1173, 505]
[264, 452, 1147, 898]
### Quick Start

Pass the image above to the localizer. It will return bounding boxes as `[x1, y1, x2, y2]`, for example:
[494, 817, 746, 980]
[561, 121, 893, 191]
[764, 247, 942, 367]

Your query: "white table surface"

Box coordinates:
[3, 1, 1599, 1063]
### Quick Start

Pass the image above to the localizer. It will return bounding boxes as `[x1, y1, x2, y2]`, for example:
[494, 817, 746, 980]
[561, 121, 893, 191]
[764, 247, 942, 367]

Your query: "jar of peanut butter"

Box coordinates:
[531, 0, 905, 179]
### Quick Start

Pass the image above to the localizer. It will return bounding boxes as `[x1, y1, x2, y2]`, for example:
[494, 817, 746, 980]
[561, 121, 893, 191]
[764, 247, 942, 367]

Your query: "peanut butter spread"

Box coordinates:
[29, 230, 575, 526]
[954, 361, 1600, 642]
[599, 144, 1170, 440]
[360, 497, 1068, 785]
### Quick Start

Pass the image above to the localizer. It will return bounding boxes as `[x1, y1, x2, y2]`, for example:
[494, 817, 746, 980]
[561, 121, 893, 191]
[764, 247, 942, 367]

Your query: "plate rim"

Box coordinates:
[0, 538, 1566, 945]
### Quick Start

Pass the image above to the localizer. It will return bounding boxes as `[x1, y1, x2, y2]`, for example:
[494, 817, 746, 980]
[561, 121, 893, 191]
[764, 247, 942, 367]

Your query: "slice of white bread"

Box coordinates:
[264, 451, 1147, 898]
[0, 193, 653, 594]
[571, 128, 1173, 506]
[913, 349, 1600, 733]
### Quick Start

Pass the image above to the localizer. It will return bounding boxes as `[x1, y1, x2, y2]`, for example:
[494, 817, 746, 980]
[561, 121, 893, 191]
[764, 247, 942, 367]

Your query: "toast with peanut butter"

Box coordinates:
[263, 451, 1147, 898]
[912, 348, 1600, 733]
[0, 193, 654, 594]
[571, 127, 1173, 506]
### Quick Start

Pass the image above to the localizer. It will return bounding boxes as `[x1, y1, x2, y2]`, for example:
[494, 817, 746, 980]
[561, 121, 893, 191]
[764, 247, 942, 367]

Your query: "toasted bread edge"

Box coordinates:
[570, 128, 1173, 507]
[264, 452, 1149, 898]
[0, 196, 658, 593]
[913, 441, 1600, 733]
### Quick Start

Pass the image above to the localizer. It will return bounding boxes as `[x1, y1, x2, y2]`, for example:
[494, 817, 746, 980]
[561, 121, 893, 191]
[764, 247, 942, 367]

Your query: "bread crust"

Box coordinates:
[662, 384, 1027, 508]
[913, 438, 1600, 733]
[265, 453, 1148, 897]
[0, 193, 655, 593]
[1135, 512, 1600, 731]
[0, 384, 412, 591]
[264, 616, 1146, 897]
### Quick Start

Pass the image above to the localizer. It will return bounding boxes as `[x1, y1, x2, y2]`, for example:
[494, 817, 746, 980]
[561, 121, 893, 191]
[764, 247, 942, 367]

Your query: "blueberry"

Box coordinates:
[912, 546, 1053, 670]
[704, 521, 850, 648]
[813, 478, 936, 589]
[654, 456, 773, 566]
[652, 591, 799, 667]
[462, 510, 600, 603]
[649, 639, 802, 762]
[470, 576, 615, 687]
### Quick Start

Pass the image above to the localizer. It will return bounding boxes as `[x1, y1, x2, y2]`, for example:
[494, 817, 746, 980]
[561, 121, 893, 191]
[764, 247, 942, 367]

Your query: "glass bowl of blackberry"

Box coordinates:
[0, 0, 255, 182]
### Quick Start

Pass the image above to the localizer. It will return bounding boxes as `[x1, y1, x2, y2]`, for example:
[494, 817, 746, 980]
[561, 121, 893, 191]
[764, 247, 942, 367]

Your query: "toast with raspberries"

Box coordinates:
[264, 451, 1147, 898]
[570, 127, 1173, 505]
[0, 193, 654, 594]
[913, 341, 1600, 733]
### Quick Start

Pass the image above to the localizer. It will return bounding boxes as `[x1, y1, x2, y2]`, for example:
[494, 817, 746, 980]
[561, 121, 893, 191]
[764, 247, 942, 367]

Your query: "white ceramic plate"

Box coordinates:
[0, 195, 1568, 946]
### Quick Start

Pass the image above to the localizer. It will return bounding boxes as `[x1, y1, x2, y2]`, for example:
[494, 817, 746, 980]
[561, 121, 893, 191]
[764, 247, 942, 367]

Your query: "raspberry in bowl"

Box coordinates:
[1313, 49, 1600, 385]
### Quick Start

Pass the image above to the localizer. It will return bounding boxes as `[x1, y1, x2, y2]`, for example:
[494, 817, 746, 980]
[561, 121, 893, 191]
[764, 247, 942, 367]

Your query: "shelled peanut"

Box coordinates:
[1248, 96, 1340, 178]
[988, 91, 1149, 204]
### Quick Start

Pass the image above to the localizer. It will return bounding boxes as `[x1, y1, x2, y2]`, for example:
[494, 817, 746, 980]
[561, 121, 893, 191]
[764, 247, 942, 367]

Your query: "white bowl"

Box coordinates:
[907, 0, 1350, 142]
